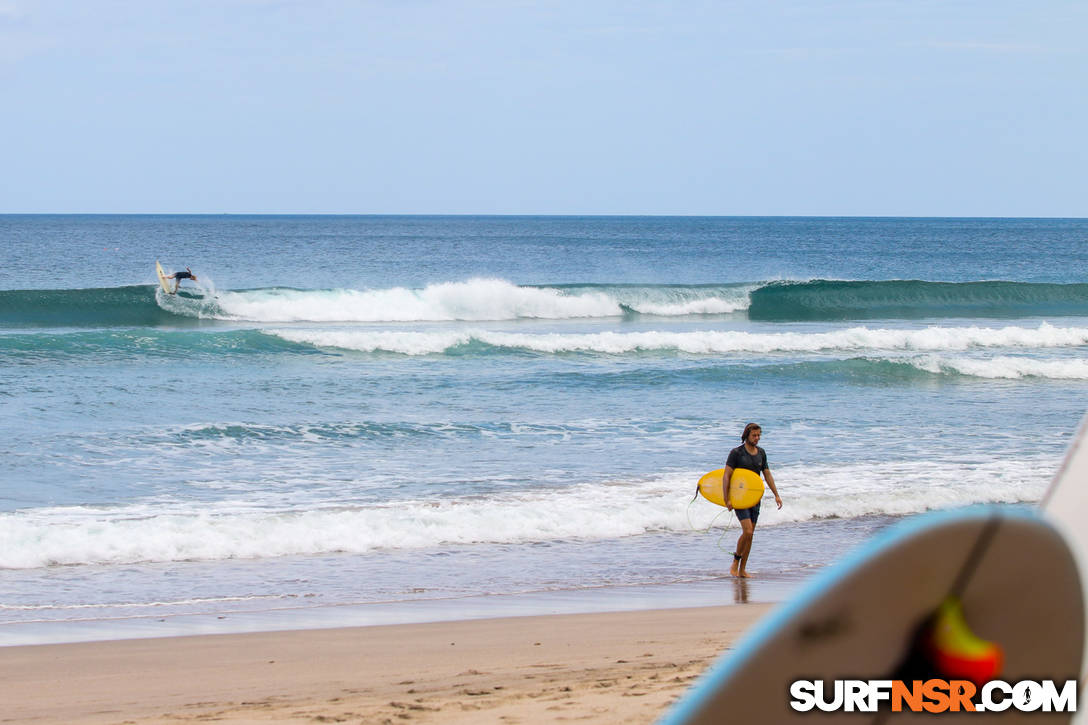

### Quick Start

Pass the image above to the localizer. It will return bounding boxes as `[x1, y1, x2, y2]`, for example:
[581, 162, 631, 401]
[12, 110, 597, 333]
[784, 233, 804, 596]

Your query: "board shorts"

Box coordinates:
[735, 500, 761, 525]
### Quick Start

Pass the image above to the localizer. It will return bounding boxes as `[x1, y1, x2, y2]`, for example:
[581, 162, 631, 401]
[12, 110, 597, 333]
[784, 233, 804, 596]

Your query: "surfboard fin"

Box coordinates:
[922, 597, 1004, 685]
[894, 596, 1003, 686]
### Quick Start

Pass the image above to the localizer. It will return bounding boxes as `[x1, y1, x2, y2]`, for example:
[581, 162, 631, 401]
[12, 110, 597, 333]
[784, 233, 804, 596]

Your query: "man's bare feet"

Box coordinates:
[738, 570, 753, 578]
[730, 562, 740, 577]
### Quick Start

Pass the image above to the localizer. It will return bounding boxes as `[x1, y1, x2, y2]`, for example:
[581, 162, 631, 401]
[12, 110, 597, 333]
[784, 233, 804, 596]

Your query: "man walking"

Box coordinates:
[725, 422, 782, 578]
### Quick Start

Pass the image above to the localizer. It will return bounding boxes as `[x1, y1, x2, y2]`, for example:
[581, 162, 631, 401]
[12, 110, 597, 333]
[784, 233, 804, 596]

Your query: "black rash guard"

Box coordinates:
[726, 444, 768, 475]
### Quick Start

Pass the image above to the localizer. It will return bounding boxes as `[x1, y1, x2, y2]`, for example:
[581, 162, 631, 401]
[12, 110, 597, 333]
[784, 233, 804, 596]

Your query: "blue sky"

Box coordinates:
[1, 0, 1085, 215]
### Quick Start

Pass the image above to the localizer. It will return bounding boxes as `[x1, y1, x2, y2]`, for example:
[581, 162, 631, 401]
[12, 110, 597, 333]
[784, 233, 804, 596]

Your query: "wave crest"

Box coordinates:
[6, 279, 1088, 327]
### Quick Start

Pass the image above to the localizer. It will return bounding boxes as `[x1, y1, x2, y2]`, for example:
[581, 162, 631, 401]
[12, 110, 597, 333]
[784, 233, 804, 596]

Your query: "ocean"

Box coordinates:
[2, 215, 1087, 645]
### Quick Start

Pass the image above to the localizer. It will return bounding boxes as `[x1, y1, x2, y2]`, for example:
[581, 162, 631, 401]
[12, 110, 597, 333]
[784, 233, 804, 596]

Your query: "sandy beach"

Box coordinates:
[0, 603, 771, 724]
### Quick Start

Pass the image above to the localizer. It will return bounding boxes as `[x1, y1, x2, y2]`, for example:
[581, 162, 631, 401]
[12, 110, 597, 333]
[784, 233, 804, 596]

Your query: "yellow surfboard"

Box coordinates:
[155, 261, 173, 294]
[697, 468, 765, 509]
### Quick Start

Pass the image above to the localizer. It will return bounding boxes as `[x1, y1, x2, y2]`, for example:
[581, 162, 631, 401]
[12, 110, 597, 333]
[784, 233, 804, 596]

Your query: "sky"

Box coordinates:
[1, 0, 1085, 216]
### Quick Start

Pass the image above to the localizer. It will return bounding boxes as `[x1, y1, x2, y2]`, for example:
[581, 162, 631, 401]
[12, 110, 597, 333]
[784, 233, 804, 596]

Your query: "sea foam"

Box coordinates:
[162, 279, 752, 322]
[267, 323, 1088, 357]
[0, 458, 1050, 569]
[909, 355, 1088, 379]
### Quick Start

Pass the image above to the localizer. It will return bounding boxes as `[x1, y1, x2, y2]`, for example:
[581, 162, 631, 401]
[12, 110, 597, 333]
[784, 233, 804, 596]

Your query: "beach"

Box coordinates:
[1, 602, 771, 724]
[3, 216, 1087, 720]
[4, 0, 1085, 718]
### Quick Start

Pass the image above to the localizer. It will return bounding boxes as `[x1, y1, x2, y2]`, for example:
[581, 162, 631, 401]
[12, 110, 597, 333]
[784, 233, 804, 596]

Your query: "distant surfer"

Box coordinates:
[165, 267, 197, 294]
[725, 422, 782, 578]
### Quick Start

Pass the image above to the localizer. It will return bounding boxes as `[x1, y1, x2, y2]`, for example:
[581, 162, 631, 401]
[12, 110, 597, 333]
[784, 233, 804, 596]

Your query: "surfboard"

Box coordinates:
[1042, 415, 1088, 723]
[659, 506, 1083, 723]
[697, 468, 764, 509]
[155, 261, 173, 294]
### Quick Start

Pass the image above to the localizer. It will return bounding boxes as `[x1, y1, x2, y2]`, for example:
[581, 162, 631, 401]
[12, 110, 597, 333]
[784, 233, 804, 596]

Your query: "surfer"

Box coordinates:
[725, 422, 782, 578]
[165, 267, 197, 293]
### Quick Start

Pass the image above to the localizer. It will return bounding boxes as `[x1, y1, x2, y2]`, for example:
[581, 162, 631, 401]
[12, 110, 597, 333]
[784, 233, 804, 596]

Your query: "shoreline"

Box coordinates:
[1, 602, 774, 724]
[5, 513, 915, 651]
[0, 576, 797, 648]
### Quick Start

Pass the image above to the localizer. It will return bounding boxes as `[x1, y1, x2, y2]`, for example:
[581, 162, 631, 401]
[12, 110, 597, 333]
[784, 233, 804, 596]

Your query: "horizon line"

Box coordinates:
[2, 212, 1086, 221]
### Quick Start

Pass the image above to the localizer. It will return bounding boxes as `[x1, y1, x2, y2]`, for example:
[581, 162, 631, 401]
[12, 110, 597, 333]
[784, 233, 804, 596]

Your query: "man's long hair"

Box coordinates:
[741, 422, 761, 443]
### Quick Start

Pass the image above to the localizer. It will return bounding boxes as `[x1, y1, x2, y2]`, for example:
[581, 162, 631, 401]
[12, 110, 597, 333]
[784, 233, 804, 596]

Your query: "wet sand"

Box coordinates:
[0, 603, 772, 724]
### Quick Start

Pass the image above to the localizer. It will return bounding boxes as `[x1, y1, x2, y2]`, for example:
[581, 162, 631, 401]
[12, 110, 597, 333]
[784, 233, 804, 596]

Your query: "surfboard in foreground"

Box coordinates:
[1043, 416, 1088, 724]
[659, 506, 1083, 723]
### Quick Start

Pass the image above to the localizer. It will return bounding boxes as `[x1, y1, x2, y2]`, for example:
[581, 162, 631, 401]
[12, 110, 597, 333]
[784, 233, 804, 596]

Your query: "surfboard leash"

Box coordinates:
[685, 498, 735, 548]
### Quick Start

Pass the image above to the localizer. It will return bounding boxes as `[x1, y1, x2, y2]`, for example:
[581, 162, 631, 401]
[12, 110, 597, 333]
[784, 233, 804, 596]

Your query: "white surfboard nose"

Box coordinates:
[1042, 415, 1088, 724]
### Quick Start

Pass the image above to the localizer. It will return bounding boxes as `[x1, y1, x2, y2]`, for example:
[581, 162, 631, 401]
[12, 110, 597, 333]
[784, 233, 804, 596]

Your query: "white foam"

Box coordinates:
[267, 323, 1088, 357]
[212, 280, 622, 322]
[632, 298, 748, 315]
[274, 329, 476, 355]
[0, 595, 285, 611]
[0, 459, 1050, 569]
[152, 279, 761, 323]
[908, 355, 1088, 380]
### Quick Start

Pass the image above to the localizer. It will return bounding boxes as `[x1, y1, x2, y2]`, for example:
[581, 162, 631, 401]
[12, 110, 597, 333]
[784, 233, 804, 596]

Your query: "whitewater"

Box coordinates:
[265, 321, 1088, 357]
[0, 457, 1053, 571]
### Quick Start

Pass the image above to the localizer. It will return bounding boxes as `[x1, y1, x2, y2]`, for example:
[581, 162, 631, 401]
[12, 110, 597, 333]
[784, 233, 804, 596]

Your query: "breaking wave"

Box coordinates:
[0, 459, 1050, 569]
[8, 279, 1086, 328]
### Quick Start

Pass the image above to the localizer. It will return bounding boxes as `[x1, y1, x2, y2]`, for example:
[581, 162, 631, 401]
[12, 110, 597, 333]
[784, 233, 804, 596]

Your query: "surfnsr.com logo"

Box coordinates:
[789, 680, 1077, 713]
